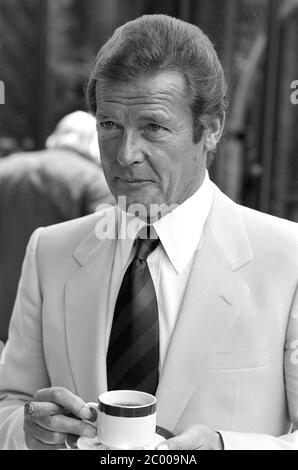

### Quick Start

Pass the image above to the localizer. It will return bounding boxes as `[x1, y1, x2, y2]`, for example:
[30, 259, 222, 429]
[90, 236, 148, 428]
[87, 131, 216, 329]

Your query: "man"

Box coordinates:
[0, 111, 113, 343]
[0, 15, 297, 450]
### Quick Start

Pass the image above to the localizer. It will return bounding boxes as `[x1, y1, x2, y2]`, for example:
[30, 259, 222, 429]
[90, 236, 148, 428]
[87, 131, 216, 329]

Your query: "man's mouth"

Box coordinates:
[116, 177, 153, 184]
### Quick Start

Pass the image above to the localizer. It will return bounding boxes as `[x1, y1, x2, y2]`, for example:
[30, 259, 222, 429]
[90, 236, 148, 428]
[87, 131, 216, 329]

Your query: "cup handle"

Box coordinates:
[84, 401, 98, 427]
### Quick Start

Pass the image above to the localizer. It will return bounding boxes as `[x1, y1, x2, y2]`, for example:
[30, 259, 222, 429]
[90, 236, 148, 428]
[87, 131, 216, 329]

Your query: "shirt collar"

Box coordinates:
[118, 171, 214, 273]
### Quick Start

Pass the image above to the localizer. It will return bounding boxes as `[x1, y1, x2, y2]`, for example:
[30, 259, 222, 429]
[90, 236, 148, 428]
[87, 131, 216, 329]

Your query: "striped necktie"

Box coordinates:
[107, 235, 159, 395]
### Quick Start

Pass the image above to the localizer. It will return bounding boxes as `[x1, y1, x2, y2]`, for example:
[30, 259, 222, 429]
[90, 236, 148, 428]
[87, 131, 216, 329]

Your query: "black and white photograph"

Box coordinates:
[0, 0, 297, 452]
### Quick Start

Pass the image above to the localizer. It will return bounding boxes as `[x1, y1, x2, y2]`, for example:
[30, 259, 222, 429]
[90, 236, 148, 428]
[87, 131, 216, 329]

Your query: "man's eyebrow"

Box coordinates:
[96, 112, 111, 120]
[140, 112, 171, 122]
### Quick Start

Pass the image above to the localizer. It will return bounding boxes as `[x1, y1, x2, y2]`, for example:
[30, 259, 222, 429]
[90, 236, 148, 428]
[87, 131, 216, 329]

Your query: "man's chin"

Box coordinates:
[116, 196, 173, 223]
[114, 187, 151, 206]
[120, 198, 155, 215]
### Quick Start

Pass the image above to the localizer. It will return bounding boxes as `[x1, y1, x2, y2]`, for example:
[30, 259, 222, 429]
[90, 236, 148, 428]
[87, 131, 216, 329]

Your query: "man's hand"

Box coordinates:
[156, 425, 224, 450]
[23, 387, 97, 450]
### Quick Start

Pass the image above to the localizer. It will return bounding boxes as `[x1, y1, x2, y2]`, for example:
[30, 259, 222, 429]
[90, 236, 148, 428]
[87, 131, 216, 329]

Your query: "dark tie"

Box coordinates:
[107, 235, 159, 395]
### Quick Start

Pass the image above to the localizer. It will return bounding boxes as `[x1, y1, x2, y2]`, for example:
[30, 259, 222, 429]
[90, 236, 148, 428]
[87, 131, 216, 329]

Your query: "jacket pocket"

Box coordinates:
[208, 347, 281, 370]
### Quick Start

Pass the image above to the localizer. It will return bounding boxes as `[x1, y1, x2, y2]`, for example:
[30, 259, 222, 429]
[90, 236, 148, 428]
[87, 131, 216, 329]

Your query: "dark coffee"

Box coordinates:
[113, 402, 142, 407]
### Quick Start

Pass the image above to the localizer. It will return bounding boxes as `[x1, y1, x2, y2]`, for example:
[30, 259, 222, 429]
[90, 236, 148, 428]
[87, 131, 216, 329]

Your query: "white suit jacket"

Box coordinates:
[0, 185, 297, 449]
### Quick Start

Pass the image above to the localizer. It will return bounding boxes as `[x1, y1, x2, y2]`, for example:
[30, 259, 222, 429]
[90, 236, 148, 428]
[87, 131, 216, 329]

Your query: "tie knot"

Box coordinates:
[134, 236, 159, 261]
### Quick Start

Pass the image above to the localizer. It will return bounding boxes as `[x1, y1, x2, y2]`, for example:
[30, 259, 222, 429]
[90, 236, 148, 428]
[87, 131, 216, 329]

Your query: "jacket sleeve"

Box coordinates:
[220, 283, 298, 450]
[0, 228, 50, 449]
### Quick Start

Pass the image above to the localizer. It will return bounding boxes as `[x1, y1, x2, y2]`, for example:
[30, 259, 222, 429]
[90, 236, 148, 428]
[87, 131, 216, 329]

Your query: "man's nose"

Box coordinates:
[116, 130, 145, 167]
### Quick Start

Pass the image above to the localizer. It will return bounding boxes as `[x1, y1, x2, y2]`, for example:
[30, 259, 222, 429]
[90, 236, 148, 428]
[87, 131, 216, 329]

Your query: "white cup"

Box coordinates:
[86, 390, 157, 449]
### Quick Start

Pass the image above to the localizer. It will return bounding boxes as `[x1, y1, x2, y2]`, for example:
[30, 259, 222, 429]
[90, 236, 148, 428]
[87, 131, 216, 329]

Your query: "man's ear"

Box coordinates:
[204, 113, 225, 152]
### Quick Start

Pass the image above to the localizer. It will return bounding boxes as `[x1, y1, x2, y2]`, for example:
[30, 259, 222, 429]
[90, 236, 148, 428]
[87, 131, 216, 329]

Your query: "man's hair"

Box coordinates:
[86, 14, 227, 157]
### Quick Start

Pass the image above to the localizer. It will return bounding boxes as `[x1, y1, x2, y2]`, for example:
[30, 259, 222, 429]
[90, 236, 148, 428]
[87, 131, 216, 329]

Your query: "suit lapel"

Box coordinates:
[156, 186, 253, 431]
[64, 228, 116, 402]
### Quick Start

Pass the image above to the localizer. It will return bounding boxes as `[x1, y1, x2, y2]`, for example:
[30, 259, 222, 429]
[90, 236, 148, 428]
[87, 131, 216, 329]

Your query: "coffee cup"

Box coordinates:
[85, 390, 157, 449]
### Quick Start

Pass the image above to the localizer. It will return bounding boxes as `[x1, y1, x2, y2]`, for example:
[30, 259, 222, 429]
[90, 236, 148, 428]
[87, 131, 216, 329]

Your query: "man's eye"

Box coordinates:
[99, 121, 117, 130]
[146, 123, 165, 132]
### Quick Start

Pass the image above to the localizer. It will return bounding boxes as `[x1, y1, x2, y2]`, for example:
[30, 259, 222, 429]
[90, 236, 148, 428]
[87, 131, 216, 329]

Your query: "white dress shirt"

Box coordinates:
[106, 171, 214, 373]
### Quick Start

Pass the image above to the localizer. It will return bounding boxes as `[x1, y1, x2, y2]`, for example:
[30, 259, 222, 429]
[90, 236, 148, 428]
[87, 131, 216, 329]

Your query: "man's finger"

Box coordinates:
[156, 426, 222, 450]
[24, 419, 67, 445]
[156, 427, 202, 450]
[24, 401, 64, 417]
[25, 436, 65, 450]
[32, 414, 97, 438]
[33, 387, 93, 420]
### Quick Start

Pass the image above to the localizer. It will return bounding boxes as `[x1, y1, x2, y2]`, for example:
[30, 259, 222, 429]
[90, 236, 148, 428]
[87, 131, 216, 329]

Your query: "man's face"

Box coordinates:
[95, 71, 207, 217]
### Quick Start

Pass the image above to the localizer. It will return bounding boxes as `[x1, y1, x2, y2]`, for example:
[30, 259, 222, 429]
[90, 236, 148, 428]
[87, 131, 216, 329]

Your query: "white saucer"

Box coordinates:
[76, 433, 165, 450]
[65, 425, 174, 450]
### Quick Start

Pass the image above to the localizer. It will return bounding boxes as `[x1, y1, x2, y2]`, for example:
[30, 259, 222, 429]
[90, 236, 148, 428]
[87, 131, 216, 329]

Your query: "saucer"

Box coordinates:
[65, 426, 174, 450]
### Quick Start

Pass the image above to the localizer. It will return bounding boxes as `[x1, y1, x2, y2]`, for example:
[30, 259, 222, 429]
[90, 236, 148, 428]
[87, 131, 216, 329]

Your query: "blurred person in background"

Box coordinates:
[0, 110, 113, 343]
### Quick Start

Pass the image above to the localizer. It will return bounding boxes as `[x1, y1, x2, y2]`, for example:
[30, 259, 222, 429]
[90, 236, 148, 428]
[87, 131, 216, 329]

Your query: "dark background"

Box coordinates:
[0, 0, 298, 220]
